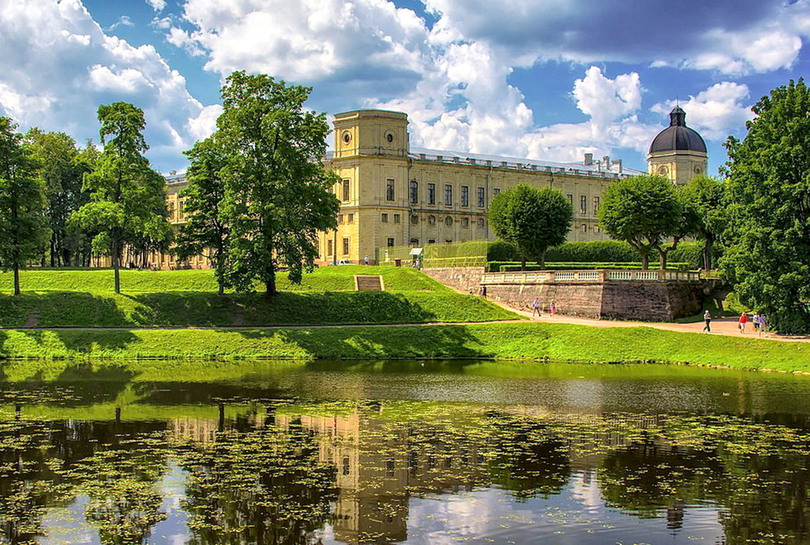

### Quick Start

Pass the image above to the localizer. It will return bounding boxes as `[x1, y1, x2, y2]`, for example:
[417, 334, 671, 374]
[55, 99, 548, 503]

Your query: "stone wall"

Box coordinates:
[422, 267, 485, 294]
[483, 283, 604, 318]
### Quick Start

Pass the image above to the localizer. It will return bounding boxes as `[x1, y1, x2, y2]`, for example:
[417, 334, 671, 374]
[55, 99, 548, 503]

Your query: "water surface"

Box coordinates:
[1, 360, 809, 544]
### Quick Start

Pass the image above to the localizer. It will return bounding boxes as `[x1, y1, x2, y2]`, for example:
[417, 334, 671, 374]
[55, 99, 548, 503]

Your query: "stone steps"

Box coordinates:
[354, 275, 384, 292]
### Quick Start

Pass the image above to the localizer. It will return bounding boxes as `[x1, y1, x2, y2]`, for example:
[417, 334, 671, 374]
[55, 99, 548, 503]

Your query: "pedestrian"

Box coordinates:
[549, 300, 557, 316]
[702, 309, 712, 333]
[531, 297, 541, 318]
[753, 312, 761, 335]
[758, 313, 768, 336]
[738, 312, 747, 333]
[364, 255, 369, 265]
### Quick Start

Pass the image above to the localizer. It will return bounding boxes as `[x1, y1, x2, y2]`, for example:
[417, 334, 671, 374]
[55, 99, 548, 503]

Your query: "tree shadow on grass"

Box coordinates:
[0, 292, 135, 327]
[239, 323, 486, 360]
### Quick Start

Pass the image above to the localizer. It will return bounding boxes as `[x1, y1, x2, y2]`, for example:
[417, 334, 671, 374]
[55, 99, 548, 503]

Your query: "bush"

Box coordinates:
[487, 261, 692, 272]
[486, 240, 519, 261]
[545, 241, 642, 262]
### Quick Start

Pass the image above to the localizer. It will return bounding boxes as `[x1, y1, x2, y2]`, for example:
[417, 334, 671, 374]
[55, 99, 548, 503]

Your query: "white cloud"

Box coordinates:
[572, 67, 642, 139]
[652, 82, 754, 140]
[107, 15, 133, 31]
[0, 0, 216, 171]
[187, 103, 222, 140]
[146, 0, 166, 11]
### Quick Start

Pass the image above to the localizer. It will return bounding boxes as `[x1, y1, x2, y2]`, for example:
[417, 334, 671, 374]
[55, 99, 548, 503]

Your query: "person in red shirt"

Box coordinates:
[738, 312, 748, 333]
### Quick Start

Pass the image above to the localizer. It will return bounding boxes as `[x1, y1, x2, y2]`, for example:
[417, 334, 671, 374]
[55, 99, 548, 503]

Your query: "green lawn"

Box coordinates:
[0, 322, 808, 373]
[0, 267, 516, 327]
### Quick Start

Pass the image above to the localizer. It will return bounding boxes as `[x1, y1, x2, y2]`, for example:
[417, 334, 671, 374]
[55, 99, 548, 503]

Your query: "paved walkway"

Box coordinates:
[497, 300, 810, 343]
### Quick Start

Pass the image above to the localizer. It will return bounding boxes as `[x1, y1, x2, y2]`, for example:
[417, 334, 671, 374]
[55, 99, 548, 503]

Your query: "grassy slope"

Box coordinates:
[0, 322, 807, 373]
[0, 267, 516, 327]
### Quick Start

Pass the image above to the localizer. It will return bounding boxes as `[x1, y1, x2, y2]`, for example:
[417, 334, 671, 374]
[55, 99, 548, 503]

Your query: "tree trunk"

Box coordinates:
[265, 273, 276, 296]
[641, 254, 649, 270]
[703, 240, 713, 270]
[659, 250, 667, 270]
[112, 231, 121, 294]
[520, 251, 527, 271]
[50, 236, 56, 268]
[13, 265, 20, 296]
[539, 249, 547, 269]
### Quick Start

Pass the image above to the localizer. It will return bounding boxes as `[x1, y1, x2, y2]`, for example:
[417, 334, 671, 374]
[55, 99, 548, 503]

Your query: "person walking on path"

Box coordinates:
[531, 297, 541, 319]
[738, 312, 748, 333]
[702, 310, 712, 333]
[753, 312, 761, 335]
[549, 300, 557, 316]
[364, 255, 370, 265]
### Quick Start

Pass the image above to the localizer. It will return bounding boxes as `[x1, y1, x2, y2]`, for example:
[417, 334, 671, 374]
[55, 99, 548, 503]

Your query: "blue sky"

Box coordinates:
[2, 0, 809, 175]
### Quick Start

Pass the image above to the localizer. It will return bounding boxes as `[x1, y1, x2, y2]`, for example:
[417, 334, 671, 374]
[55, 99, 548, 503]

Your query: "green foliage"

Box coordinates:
[0, 117, 48, 295]
[488, 261, 691, 272]
[488, 185, 573, 268]
[486, 239, 519, 261]
[722, 79, 810, 334]
[667, 241, 707, 269]
[597, 175, 695, 269]
[215, 71, 340, 295]
[176, 135, 230, 294]
[71, 103, 171, 293]
[545, 240, 642, 262]
[24, 128, 93, 267]
[682, 175, 727, 269]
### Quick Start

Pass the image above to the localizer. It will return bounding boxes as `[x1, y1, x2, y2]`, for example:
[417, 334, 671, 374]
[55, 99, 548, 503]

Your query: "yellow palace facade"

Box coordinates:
[154, 107, 705, 268]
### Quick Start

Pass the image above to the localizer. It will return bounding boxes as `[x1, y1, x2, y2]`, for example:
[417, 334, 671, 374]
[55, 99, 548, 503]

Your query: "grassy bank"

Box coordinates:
[0, 267, 516, 327]
[0, 322, 807, 373]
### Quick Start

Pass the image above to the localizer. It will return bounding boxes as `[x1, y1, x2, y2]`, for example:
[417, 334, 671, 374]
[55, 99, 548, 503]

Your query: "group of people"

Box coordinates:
[702, 309, 767, 335]
[531, 297, 556, 319]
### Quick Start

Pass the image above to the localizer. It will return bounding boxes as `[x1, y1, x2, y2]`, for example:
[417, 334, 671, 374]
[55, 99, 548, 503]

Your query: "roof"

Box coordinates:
[649, 107, 707, 155]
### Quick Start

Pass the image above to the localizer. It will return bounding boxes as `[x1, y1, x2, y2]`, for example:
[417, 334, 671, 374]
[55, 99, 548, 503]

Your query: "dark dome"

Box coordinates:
[649, 106, 707, 154]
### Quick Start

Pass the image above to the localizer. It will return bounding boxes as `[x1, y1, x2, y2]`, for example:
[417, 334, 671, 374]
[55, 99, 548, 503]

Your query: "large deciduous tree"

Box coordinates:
[215, 71, 340, 295]
[597, 175, 692, 270]
[488, 184, 573, 269]
[722, 79, 810, 334]
[71, 103, 171, 293]
[25, 129, 93, 267]
[175, 136, 230, 295]
[682, 175, 726, 270]
[0, 117, 47, 295]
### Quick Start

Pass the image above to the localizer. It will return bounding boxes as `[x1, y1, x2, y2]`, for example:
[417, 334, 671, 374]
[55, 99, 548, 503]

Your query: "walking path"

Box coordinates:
[498, 301, 810, 343]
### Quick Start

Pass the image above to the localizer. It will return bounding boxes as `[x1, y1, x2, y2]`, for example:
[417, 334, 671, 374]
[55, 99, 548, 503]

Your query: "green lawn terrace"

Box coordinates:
[0, 266, 518, 328]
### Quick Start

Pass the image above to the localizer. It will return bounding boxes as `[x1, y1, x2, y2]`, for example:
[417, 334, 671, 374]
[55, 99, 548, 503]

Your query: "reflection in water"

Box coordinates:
[0, 360, 809, 544]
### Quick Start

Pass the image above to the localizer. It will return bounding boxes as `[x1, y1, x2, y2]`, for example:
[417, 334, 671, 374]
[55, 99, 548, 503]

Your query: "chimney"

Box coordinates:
[584, 153, 593, 165]
[603, 155, 611, 169]
[615, 159, 623, 173]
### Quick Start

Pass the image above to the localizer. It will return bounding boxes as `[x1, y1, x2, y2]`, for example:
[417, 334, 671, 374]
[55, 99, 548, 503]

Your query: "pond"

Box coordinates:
[1, 359, 809, 545]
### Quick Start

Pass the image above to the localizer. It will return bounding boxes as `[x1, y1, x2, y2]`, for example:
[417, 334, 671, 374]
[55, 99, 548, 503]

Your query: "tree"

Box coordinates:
[682, 175, 726, 270]
[488, 185, 573, 269]
[71, 103, 171, 293]
[722, 79, 810, 334]
[215, 71, 340, 295]
[597, 175, 689, 270]
[175, 136, 231, 294]
[25, 129, 93, 267]
[0, 117, 47, 295]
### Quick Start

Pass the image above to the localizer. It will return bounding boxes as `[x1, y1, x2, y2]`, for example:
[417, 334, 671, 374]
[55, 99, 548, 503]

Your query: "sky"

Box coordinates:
[1, 0, 809, 175]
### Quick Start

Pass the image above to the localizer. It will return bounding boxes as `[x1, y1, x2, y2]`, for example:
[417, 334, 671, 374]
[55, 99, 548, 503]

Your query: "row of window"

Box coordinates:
[341, 178, 601, 215]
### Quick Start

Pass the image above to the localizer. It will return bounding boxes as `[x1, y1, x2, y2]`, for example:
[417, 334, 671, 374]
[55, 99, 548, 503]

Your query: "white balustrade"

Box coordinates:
[480, 269, 700, 285]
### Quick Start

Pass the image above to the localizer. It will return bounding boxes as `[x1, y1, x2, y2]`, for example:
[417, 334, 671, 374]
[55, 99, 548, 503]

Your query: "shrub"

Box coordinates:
[545, 241, 642, 262]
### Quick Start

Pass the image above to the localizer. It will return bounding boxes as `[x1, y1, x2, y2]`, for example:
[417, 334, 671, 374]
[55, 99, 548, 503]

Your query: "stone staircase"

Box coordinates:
[354, 275, 384, 292]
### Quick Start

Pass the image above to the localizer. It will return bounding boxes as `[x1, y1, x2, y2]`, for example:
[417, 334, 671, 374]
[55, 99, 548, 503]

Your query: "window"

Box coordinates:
[566, 193, 573, 204]
[461, 217, 469, 228]
[493, 187, 500, 196]
[580, 195, 587, 214]
[327, 240, 333, 257]
[342, 179, 350, 202]
[386, 132, 394, 143]
[461, 185, 469, 207]
[387, 237, 395, 247]
[381, 213, 388, 223]
[427, 183, 436, 205]
[477, 218, 485, 229]
[428, 239, 436, 244]
[343, 456, 350, 476]
[410, 238, 419, 246]
[342, 237, 350, 255]
[348, 213, 354, 224]
[445, 184, 452, 205]
[445, 216, 453, 227]
[581, 224, 587, 233]
[409, 180, 418, 204]
[477, 187, 485, 207]
[386, 460, 395, 477]
[595, 225, 601, 234]
[428, 215, 436, 225]
[393, 213, 400, 223]
[411, 215, 419, 224]
[593, 196, 600, 212]
[445, 239, 452, 243]
[386, 178, 395, 201]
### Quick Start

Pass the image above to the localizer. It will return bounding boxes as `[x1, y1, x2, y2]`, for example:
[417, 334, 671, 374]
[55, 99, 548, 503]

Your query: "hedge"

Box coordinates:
[487, 261, 693, 272]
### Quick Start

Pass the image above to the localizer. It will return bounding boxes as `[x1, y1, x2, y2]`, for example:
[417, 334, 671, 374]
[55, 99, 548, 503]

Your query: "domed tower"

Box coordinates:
[648, 106, 708, 185]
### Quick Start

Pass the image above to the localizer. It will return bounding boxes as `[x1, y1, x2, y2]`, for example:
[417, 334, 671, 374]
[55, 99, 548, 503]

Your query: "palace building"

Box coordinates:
[154, 106, 706, 269]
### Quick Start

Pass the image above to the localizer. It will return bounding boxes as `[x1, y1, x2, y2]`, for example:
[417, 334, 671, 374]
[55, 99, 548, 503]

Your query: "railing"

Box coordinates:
[481, 269, 701, 285]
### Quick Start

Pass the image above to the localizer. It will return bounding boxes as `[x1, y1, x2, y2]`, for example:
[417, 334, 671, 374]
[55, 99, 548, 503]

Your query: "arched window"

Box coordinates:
[410, 180, 418, 204]
[428, 215, 436, 226]
[445, 216, 453, 227]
